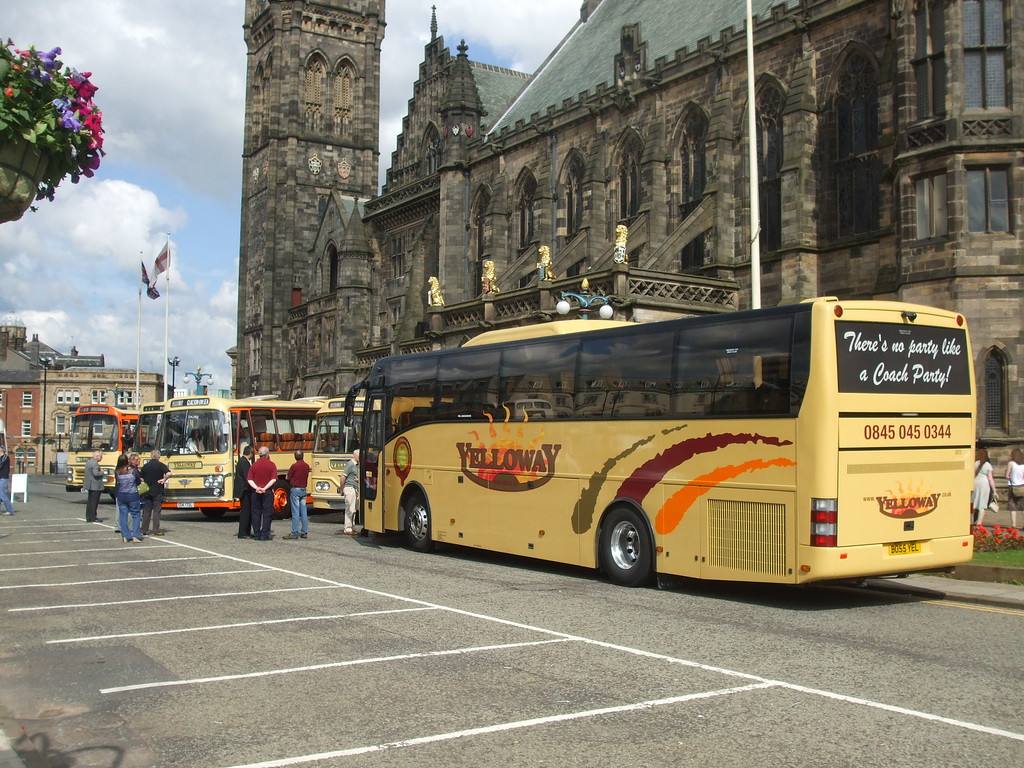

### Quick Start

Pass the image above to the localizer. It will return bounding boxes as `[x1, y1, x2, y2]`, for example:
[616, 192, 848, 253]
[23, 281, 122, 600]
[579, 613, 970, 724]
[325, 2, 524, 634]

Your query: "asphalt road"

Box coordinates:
[1, 479, 1023, 767]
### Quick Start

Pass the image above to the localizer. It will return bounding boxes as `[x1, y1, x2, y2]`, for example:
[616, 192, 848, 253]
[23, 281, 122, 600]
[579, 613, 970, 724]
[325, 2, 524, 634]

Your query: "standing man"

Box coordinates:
[235, 444, 254, 539]
[284, 450, 311, 540]
[83, 449, 105, 523]
[247, 446, 278, 541]
[341, 448, 359, 535]
[0, 445, 16, 516]
[140, 449, 172, 536]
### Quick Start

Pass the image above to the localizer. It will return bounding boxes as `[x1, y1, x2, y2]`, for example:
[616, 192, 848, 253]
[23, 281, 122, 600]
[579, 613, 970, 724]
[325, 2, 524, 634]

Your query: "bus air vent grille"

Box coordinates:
[707, 499, 787, 576]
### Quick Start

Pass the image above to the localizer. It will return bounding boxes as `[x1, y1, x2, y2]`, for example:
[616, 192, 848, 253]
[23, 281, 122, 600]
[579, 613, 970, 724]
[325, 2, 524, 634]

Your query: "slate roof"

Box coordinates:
[488, 0, 801, 136]
[469, 61, 531, 130]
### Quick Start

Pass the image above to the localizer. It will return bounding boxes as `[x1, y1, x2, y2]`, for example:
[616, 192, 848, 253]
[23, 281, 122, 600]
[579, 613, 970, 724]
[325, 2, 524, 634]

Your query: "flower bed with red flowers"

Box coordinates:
[971, 524, 1024, 552]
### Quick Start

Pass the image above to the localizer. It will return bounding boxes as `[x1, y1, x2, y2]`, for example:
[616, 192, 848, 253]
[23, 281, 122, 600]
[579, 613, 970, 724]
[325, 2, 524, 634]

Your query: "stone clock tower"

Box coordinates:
[236, 0, 383, 397]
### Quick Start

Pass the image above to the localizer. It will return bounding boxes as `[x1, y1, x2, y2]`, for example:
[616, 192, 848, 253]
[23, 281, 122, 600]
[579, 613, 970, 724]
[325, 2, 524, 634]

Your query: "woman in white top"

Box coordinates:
[1005, 447, 1024, 529]
[973, 447, 997, 527]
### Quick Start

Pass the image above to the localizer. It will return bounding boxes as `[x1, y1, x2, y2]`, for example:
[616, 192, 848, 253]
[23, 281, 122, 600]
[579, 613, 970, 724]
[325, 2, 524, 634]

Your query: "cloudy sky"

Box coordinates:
[0, 0, 580, 395]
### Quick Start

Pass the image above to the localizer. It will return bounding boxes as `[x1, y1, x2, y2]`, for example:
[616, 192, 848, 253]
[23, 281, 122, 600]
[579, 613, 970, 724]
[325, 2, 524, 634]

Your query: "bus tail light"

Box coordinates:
[811, 498, 837, 547]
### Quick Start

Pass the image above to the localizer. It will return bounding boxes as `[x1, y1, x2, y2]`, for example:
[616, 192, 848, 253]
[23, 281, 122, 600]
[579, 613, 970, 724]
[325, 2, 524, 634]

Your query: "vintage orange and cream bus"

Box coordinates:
[158, 396, 320, 519]
[345, 298, 975, 586]
[309, 397, 361, 514]
[65, 405, 140, 494]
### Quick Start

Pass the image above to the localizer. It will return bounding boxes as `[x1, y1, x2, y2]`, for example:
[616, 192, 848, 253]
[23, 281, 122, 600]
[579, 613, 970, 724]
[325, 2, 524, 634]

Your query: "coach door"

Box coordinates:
[361, 394, 386, 533]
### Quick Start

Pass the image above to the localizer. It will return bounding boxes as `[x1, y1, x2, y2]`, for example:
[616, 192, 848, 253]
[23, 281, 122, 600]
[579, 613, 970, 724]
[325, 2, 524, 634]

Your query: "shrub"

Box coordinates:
[971, 524, 1024, 552]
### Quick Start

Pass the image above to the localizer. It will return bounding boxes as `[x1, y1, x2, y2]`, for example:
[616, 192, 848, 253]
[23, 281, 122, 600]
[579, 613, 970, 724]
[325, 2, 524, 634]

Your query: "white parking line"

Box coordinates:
[0, 568, 268, 590]
[100, 638, 571, 694]
[0, 555, 220, 573]
[219, 683, 778, 768]
[9, 585, 344, 612]
[0, 544, 175, 557]
[49, 606, 439, 644]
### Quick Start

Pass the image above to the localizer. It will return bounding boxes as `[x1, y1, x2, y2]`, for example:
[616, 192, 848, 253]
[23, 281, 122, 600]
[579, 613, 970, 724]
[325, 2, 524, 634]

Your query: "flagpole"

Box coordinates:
[163, 233, 170, 399]
[136, 253, 143, 409]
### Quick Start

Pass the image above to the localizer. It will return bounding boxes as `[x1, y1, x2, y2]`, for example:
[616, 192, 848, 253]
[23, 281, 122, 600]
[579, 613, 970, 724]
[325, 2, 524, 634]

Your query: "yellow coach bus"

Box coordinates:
[158, 396, 320, 519]
[65, 405, 139, 494]
[309, 398, 361, 514]
[134, 401, 165, 453]
[345, 298, 976, 587]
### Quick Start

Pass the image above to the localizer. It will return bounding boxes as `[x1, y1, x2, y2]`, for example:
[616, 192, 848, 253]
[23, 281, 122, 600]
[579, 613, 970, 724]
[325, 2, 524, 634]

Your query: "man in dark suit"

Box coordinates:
[235, 444, 254, 538]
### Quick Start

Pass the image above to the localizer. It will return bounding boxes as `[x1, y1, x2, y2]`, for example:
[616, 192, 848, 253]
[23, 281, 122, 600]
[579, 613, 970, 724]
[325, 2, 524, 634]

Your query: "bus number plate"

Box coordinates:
[177, 502, 195, 509]
[888, 541, 921, 556]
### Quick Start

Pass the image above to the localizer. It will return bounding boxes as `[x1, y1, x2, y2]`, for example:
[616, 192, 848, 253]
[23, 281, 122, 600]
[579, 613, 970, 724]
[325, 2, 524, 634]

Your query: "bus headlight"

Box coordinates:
[315, 481, 331, 492]
[203, 475, 226, 489]
[66, 469, 74, 482]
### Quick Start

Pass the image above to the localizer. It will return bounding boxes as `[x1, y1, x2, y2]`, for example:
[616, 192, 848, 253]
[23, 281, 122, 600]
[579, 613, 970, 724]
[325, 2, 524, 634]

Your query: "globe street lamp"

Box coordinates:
[39, 356, 51, 474]
[184, 366, 213, 395]
[555, 277, 614, 320]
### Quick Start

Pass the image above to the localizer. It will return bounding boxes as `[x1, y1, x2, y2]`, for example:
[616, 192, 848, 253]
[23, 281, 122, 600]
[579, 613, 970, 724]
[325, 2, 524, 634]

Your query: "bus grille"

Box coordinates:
[707, 499, 787, 576]
[164, 488, 222, 502]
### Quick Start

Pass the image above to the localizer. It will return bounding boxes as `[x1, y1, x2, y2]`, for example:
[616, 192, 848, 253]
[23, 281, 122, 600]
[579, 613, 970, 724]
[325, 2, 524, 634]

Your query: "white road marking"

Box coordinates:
[219, 683, 777, 767]
[49, 606, 438, 644]
[8, 585, 343, 612]
[0, 568, 268, 590]
[0, 555, 220, 573]
[0, 544, 175, 557]
[100, 638, 570, 694]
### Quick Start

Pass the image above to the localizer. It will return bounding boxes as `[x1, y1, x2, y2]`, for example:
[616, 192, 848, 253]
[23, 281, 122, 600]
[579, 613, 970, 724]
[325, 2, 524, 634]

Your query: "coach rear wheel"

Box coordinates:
[403, 492, 433, 553]
[599, 507, 654, 587]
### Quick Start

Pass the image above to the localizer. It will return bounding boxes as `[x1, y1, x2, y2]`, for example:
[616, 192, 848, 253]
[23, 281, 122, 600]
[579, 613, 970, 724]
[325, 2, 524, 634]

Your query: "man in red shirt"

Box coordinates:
[247, 446, 278, 541]
[283, 450, 311, 539]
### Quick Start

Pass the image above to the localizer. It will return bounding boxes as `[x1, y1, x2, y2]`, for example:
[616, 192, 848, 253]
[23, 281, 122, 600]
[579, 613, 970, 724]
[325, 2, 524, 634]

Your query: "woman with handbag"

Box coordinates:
[1005, 447, 1024, 529]
[972, 447, 997, 527]
[114, 453, 144, 542]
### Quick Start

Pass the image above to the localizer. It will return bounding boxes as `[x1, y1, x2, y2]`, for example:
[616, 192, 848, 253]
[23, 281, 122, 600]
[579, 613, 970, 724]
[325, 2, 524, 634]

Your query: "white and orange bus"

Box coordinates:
[65, 405, 140, 494]
[309, 397, 361, 514]
[158, 396, 320, 519]
[345, 298, 976, 586]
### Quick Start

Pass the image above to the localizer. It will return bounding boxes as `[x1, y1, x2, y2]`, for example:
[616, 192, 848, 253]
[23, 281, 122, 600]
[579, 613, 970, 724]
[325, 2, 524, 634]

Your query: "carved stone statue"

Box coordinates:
[538, 246, 556, 282]
[482, 260, 500, 295]
[613, 224, 628, 264]
[428, 276, 445, 307]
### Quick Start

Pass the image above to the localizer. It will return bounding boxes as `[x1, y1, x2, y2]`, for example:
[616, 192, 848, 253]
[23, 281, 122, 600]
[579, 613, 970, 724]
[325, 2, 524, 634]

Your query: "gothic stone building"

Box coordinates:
[236, 0, 1024, 451]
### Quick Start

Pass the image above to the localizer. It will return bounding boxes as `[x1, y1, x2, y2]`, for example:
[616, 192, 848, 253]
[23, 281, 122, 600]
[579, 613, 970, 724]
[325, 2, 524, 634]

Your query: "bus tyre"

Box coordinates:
[403, 493, 433, 553]
[600, 507, 654, 587]
[201, 508, 226, 520]
[272, 479, 292, 519]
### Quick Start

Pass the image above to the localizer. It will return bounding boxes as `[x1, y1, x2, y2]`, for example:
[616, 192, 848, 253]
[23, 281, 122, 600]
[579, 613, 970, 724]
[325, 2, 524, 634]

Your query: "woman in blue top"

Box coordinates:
[114, 453, 143, 542]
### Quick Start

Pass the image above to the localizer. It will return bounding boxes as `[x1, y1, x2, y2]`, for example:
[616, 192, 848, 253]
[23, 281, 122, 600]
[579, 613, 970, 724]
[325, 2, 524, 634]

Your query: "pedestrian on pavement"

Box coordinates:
[235, 444, 254, 538]
[341, 448, 359, 535]
[973, 446, 997, 527]
[114, 453, 143, 542]
[0, 445, 16, 516]
[1005, 447, 1024, 529]
[247, 446, 278, 541]
[140, 449, 171, 536]
[284, 450, 311, 540]
[83, 449, 105, 523]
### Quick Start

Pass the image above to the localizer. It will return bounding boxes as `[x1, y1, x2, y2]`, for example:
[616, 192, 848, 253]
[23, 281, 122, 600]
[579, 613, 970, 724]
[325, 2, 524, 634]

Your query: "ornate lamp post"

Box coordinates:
[184, 366, 213, 395]
[39, 356, 51, 474]
[555, 277, 614, 320]
[168, 355, 181, 397]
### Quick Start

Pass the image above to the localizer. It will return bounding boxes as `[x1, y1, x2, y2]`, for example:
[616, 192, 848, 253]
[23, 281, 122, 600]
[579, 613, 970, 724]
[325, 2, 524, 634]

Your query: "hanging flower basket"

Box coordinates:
[0, 39, 104, 224]
[0, 138, 49, 223]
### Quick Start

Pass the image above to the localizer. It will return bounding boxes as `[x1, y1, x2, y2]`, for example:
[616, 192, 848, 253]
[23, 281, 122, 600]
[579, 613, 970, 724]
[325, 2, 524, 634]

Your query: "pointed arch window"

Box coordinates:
[984, 350, 1006, 430]
[334, 61, 354, 133]
[563, 156, 585, 239]
[472, 190, 491, 289]
[251, 63, 266, 149]
[679, 110, 708, 271]
[305, 54, 327, 131]
[517, 175, 537, 251]
[833, 53, 880, 238]
[424, 127, 441, 175]
[328, 246, 339, 291]
[756, 83, 784, 253]
[964, 0, 1006, 109]
[913, 1, 946, 119]
[618, 136, 642, 222]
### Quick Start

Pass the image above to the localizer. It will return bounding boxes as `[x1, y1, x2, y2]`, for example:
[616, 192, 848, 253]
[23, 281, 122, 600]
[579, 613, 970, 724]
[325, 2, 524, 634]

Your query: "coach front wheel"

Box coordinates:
[600, 507, 654, 587]
[403, 492, 433, 553]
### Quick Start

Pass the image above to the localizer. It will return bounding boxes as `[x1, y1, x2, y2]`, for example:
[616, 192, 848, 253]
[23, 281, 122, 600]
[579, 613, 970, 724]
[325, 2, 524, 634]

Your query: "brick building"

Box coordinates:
[236, 0, 1024, 451]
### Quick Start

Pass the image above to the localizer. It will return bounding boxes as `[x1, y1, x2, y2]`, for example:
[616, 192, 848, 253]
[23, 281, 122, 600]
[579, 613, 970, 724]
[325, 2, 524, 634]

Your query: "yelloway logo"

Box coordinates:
[457, 408, 559, 492]
[875, 480, 940, 519]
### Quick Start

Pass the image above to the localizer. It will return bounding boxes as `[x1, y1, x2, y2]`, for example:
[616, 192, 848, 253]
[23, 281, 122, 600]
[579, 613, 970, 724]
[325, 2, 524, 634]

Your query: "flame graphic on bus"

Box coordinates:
[456, 407, 558, 492]
[572, 431, 794, 534]
[875, 479, 940, 519]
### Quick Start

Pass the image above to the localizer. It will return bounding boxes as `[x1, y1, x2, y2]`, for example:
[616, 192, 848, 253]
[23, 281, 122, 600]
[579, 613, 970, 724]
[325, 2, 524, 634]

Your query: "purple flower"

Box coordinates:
[39, 46, 62, 72]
